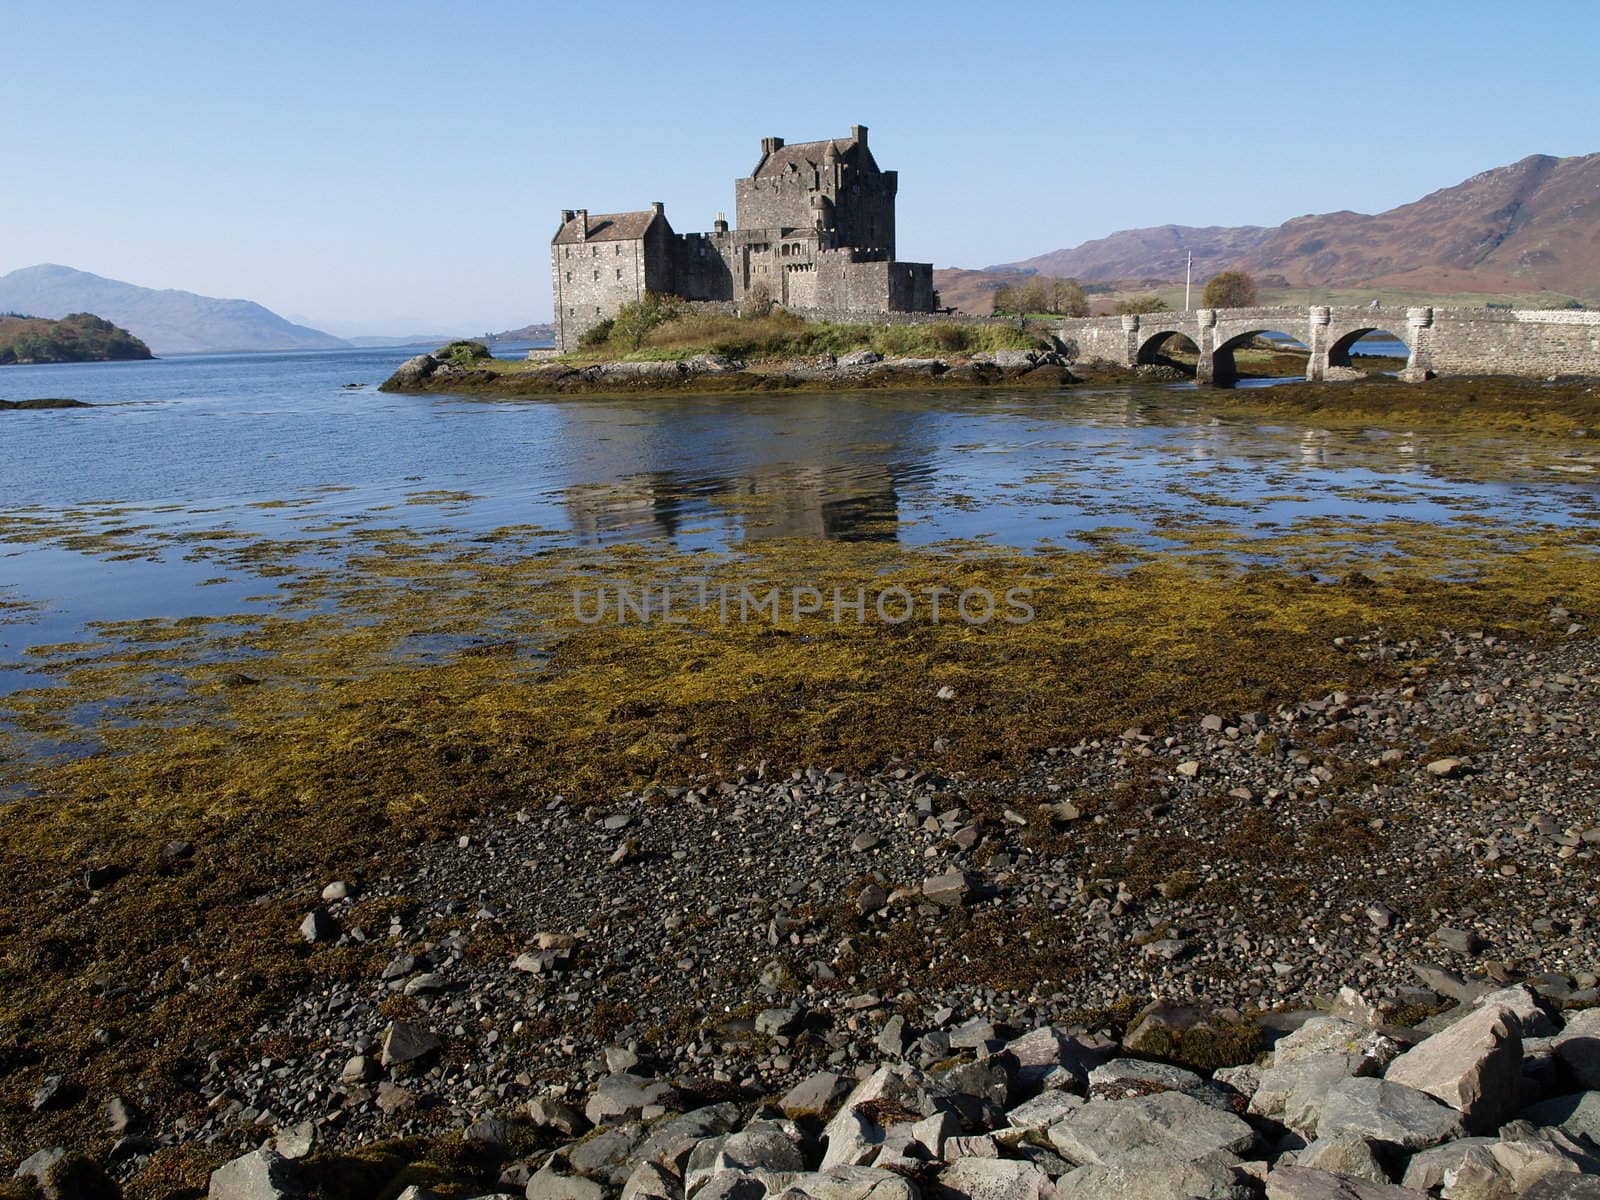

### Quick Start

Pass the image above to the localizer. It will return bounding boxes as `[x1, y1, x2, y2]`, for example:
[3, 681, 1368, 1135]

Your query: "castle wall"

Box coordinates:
[553, 237, 649, 349]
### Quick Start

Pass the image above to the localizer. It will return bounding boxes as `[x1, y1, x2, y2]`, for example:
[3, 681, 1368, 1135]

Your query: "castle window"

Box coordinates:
[568, 307, 575, 316]
[593, 269, 599, 280]
[566, 271, 573, 282]
[564, 247, 570, 259]
[616, 268, 622, 280]
[595, 307, 602, 315]
[615, 245, 622, 255]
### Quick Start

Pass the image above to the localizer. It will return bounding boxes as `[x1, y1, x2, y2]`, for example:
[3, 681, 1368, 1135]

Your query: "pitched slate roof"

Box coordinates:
[552, 210, 660, 244]
[754, 139, 854, 178]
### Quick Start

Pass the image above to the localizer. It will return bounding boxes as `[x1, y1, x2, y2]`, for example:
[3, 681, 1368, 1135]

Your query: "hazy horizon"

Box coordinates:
[8, 0, 1598, 333]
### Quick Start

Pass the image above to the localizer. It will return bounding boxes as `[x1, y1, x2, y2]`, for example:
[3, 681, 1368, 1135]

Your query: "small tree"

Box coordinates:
[1202, 271, 1257, 309]
[1114, 295, 1171, 315]
[611, 293, 681, 351]
[744, 281, 774, 318]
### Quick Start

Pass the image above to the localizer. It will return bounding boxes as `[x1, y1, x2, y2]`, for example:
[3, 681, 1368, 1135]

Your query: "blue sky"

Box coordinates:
[5, 0, 1596, 334]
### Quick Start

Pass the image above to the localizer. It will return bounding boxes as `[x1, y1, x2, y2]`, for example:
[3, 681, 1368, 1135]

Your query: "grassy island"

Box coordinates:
[0, 312, 152, 365]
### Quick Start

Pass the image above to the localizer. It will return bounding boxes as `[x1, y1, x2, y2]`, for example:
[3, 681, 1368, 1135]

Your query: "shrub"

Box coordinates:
[436, 340, 491, 365]
[1201, 271, 1257, 309]
[1114, 295, 1171, 315]
[577, 319, 615, 352]
[611, 293, 682, 350]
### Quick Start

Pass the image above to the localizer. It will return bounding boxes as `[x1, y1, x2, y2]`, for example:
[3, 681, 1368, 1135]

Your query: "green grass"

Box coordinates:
[574, 309, 1036, 363]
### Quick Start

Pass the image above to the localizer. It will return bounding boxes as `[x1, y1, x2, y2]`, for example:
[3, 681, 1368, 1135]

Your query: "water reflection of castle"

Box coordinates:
[551, 395, 916, 546]
[563, 462, 901, 544]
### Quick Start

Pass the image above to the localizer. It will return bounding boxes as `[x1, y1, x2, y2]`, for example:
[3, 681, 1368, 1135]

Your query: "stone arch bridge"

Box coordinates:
[1054, 305, 1600, 384]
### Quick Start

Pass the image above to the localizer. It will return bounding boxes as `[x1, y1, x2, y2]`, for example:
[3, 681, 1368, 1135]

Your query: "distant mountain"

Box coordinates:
[991, 224, 1271, 284]
[0, 312, 152, 364]
[346, 334, 469, 348]
[1233, 153, 1600, 299]
[965, 152, 1600, 309]
[0, 265, 349, 355]
[486, 322, 556, 345]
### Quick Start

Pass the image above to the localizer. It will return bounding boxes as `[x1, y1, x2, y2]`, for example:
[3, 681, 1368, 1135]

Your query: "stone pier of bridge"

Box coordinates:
[1053, 304, 1600, 385]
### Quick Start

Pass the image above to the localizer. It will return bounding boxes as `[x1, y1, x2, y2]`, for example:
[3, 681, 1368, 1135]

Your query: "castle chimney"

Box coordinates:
[561, 209, 575, 224]
[651, 201, 664, 216]
[851, 124, 867, 146]
[760, 136, 785, 155]
[576, 209, 588, 239]
[713, 211, 728, 234]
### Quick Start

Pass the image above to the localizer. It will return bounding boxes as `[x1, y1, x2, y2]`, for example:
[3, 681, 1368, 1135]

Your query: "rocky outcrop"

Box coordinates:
[379, 348, 1079, 396]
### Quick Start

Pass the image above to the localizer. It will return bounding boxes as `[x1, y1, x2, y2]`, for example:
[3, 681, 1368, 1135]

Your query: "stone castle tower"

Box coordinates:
[551, 126, 935, 351]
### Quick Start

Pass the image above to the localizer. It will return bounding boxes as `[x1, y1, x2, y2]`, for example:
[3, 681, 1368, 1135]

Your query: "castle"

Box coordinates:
[551, 125, 936, 351]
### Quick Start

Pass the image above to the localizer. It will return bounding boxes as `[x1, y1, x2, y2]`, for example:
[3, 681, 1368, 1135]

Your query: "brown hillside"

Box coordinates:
[1234, 153, 1600, 301]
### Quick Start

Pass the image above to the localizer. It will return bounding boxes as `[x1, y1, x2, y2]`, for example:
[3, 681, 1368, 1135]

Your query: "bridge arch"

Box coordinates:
[1326, 324, 1413, 369]
[1210, 325, 1309, 385]
[1136, 327, 1200, 372]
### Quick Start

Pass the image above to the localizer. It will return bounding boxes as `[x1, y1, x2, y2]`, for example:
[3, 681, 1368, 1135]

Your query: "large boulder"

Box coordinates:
[1310, 1078, 1464, 1150]
[1263, 1165, 1427, 1198]
[208, 1149, 305, 1200]
[932, 1159, 1052, 1200]
[586, 1072, 682, 1126]
[1553, 1009, 1600, 1089]
[1054, 1156, 1256, 1199]
[1520, 1092, 1600, 1143]
[771, 1166, 919, 1200]
[1382, 1003, 1522, 1131]
[1046, 1090, 1256, 1168]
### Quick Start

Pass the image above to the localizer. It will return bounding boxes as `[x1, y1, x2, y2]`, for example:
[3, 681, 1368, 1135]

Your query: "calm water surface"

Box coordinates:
[1, 345, 1596, 690]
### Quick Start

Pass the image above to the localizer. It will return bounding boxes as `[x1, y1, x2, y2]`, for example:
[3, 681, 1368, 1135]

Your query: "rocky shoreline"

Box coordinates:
[378, 349, 1089, 397]
[16, 621, 1600, 1198]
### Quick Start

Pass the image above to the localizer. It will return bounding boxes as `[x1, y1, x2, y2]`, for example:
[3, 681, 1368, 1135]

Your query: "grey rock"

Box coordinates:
[1430, 1129, 1600, 1198]
[1294, 1135, 1392, 1185]
[637, 1104, 745, 1171]
[1046, 1090, 1256, 1167]
[568, 1123, 648, 1186]
[208, 1148, 306, 1200]
[1004, 1090, 1085, 1132]
[298, 908, 337, 943]
[756, 1007, 805, 1037]
[1054, 1157, 1257, 1200]
[1088, 1057, 1240, 1112]
[525, 1163, 607, 1200]
[780, 1072, 852, 1121]
[586, 1072, 681, 1126]
[1520, 1091, 1600, 1142]
[770, 1166, 918, 1200]
[272, 1122, 316, 1160]
[821, 1066, 931, 1169]
[12, 1149, 68, 1200]
[1552, 1008, 1600, 1089]
[1383, 1001, 1522, 1131]
[921, 872, 973, 908]
[30, 1075, 67, 1112]
[621, 1161, 681, 1200]
[1521, 1175, 1600, 1198]
[527, 1097, 592, 1137]
[933, 1158, 1051, 1200]
[1312, 1077, 1464, 1150]
[1213, 1064, 1262, 1102]
[1254, 1056, 1364, 1134]
[1002, 1026, 1099, 1093]
[838, 350, 883, 368]
[380, 1020, 441, 1067]
[1264, 1165, 1427, 1198]
[105, 1095, 141, 1135]
[1476, 984, 1560, 1037]
[1399, 1139, 1499, 1192]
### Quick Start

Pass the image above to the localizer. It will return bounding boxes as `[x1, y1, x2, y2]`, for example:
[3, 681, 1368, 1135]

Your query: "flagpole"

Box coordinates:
[1185, 251, 1193, 311]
